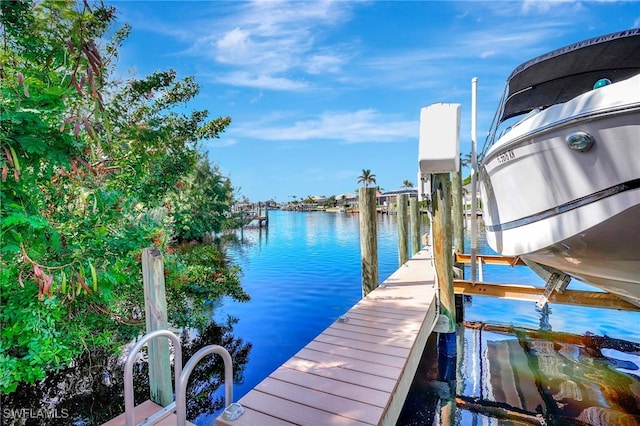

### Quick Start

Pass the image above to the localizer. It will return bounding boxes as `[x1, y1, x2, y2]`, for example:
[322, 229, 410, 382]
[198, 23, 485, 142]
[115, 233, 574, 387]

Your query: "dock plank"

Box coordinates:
[327, 315, 410, 332]
[230, 390, 373, 426]
[343, 311, 423, 328]
[213, 396, 296, 426]
[283, 356, 398, 393]
[255, 377, 383, 424]
[314, 333, 411, 358]
[293, 348, 402, 380]
[350, 301, 428, 316]
[271, 367, 390, 408]
[101, 400, 196, 426]
[216, 248, 437, 426]
[305, 340, 406, 369]
[323, 325, 414, 349]
[356, 297, 428, 313]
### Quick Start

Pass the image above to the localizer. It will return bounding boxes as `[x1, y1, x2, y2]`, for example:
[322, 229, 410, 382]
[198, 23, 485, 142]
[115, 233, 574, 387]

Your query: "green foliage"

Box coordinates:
[170, 156, 235, 242]
[165, 245, 250, 330]
[357, 169, 377, 188]
[0, 0, 245, 394]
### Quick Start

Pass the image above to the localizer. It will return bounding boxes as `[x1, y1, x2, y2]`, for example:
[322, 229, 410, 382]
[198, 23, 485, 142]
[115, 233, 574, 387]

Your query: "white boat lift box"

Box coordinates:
[418, 103, 461, 174]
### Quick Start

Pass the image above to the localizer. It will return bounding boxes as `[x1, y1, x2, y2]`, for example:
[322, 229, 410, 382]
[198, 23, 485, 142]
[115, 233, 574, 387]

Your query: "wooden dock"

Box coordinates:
[245, 215, 268, 227]
[216, 248, 438, 426]
[101, 400, 195, 426]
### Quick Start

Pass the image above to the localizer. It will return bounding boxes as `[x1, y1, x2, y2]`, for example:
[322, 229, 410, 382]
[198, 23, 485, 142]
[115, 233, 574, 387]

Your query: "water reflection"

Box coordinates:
[180, 317, 251, 422]
[1, 317, 250, 425]
[398, 323, 640, 425]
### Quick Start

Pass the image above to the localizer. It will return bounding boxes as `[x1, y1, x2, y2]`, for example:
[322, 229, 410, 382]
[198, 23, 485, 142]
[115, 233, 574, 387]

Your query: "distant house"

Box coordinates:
[336, 193, 357, 206]
[312, 196, 329, 206]
[378, 189, 418, 207]
[264, 199, 278, 209]
[462, 183, 482, 215]
[231, 200, 253, 213]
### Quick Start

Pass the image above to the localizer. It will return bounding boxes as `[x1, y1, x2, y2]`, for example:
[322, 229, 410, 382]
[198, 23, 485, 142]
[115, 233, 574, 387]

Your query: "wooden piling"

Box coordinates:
[452, 168, 465, 318]
[141, 247, 173, 407]
[359, 187, 378, 297]
[432, 174, 456, 335]
[397, 194, 409, 266]
[451, 170, 464, 255]
[409, 197, 420, 256]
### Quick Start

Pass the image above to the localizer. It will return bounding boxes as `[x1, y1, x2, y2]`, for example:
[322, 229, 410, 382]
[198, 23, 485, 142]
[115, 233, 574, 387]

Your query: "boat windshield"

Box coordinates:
[500, 28, 640, 122]
[479, 28, 640, 164]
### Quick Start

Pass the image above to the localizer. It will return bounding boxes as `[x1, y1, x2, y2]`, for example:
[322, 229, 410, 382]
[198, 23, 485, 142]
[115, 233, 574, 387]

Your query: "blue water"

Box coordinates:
[197, 209, 639, 424]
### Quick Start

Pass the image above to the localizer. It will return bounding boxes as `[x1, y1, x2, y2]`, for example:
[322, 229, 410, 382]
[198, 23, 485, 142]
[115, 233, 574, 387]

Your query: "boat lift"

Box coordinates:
[118, 329, 243, 426]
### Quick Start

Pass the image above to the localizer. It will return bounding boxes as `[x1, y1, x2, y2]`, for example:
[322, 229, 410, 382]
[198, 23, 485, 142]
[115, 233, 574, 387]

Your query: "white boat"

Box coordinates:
[479, 29, 640, 306]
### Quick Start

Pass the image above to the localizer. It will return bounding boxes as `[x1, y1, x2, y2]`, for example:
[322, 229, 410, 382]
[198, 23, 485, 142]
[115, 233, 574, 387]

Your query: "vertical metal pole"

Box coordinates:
[470, 78, 478, 284]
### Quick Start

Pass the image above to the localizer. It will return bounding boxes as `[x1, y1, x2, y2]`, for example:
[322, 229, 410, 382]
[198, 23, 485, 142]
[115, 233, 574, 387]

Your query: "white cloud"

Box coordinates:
[249, 91, 263, 104]
[216, 28, 252, 58]
[186, 0, 356, 90]
[233, 109, 417, 143]
[306, 53, 344, 75]
[522, 0, 577, 14]
[215, 71, 308, 91]
[207, 138, 237, 148]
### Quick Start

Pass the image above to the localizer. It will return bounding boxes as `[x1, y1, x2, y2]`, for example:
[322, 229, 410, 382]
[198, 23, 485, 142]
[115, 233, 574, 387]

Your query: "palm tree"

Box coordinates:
[461, 152, 474, 171]
[357, 169, 377, 188]
[401, 180, 414, 188]
[461, 153, 473, 185]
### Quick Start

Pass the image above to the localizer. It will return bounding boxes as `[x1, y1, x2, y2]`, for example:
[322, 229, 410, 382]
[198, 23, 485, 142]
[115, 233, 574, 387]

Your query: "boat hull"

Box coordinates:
[480, 75, 640, 305]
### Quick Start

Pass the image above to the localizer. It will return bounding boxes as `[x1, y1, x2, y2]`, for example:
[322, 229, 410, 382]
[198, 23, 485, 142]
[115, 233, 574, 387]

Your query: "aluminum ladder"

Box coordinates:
[123, 329, 243, 425]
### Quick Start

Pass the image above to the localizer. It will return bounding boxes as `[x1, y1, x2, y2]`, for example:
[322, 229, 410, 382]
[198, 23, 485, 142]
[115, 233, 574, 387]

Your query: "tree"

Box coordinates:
[0, 0, 246, 394]
[461, 152, 472, 168]
[1, 0, 129, 393]
[170, 155, 234, 241]
[357, 169, 377, 188]
[402, 180, 414, 188]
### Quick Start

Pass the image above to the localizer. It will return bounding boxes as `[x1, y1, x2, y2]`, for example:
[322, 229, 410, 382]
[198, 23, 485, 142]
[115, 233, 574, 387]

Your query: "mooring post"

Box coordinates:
[432, 173, 456, 356]
[397, 193, 409, 266]
[359, 187, 378, 297]
[452, 167, 465, 319]
[141, 247, 173, 407]
[452, 169, 464, 258]
[409, 197, 420, 256]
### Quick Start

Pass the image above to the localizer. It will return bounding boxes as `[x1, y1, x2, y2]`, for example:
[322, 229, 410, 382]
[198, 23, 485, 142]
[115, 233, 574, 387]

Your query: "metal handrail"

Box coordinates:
[124, 329, 183, 426]
[176, 345, 234, 426]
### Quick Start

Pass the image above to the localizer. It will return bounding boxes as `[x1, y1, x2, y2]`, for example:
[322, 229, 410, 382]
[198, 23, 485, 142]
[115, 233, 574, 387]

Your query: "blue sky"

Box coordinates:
[113, 1, 640, 202]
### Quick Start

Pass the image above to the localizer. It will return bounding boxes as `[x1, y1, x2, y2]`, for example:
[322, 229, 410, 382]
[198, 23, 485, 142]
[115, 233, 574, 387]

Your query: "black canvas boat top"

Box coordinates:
[500, 28, 640, 122]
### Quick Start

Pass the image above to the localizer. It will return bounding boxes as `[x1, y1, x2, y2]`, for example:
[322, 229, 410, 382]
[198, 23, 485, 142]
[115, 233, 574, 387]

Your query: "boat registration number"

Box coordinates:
[496, 149, 516, 164]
